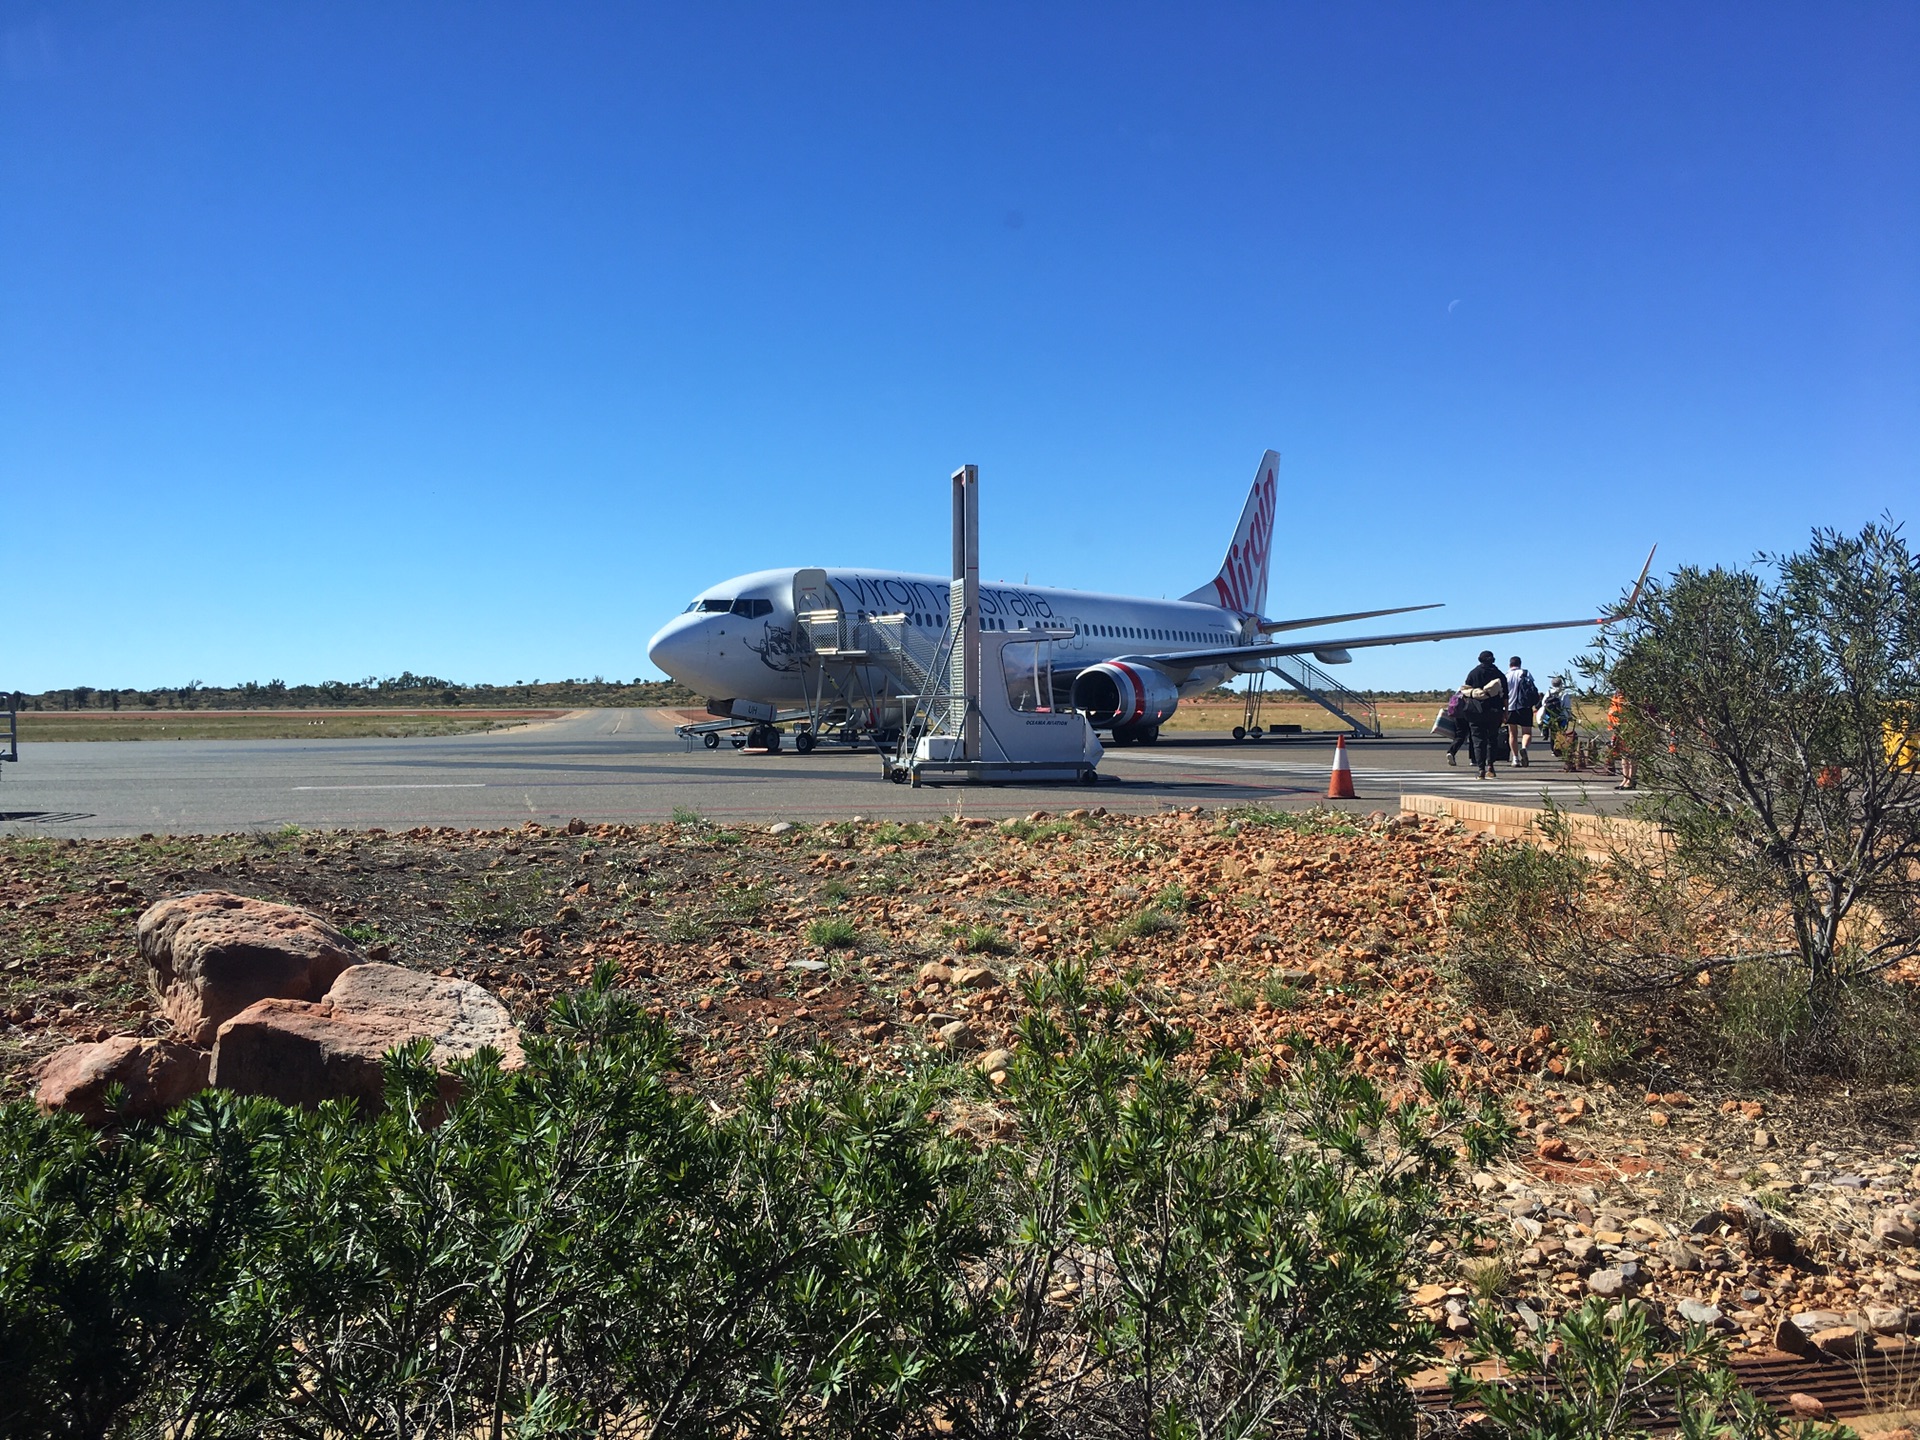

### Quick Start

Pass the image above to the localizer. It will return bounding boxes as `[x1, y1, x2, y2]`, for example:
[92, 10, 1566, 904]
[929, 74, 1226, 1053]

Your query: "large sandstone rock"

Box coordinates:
[34, 1037, 210, 1124]
[210, 964, 523, 1109]
[140, 892, 361, 1045]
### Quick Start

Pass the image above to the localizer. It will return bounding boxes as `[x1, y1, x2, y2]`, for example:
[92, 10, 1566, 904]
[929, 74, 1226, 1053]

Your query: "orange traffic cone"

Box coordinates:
[1327, 734, 1356, 799]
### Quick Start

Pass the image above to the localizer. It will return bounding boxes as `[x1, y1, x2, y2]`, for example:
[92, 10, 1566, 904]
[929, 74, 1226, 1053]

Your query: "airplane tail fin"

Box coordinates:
[1181, 450, 1278, 616]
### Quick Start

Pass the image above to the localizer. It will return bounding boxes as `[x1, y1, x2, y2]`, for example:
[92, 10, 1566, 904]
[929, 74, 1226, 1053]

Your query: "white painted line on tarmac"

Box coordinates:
[1109, 751, 1582, 797]
[291, 783, 488, 791]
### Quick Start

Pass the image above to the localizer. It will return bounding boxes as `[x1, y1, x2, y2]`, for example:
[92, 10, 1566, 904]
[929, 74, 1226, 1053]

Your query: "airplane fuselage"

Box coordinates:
[646, 566, 1248, 705]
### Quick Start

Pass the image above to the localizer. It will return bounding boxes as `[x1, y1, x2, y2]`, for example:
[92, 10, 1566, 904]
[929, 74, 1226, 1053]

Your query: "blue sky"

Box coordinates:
[3, 3, 1915, 693]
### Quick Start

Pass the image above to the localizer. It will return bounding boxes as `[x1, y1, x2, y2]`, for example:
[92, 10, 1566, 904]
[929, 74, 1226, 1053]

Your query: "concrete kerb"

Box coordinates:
[1398, 793, 1665, 857]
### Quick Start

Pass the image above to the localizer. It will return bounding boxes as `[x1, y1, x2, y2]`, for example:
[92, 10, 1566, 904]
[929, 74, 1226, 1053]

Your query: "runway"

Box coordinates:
[0, 709, 1631, 838]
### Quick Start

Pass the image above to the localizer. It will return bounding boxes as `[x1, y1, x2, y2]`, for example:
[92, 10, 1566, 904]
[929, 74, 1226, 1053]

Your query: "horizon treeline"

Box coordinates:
[7, 674, 704, 712]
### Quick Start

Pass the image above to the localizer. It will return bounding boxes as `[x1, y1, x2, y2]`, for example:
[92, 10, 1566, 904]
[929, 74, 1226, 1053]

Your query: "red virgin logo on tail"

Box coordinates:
[1211, 468, 1276, 613]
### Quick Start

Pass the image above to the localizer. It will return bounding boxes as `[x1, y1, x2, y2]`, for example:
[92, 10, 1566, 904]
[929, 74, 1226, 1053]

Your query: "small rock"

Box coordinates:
[1752, 1128, 1774, 1149]
[767, 822, 795, 835]
[1661, 1241, 1705, 1272]
[789, 959, 828, 972]
[950, 965, 996, 990]
[975, 1048, 1012, 1076]
[1565, 1237, 1598, 1264]
[1772, 1318, 1818, 1358]
[935, 1020, 976, 1050]
[1866, 1305, 1910, 1335]
[1743, 1202, 1801, 1263]
[1787, 1393, 1827, 1420]
[1587, 1268, 1629, 1298]
[1790, 1310, 1846, 1334]
[918, 962, 954, 985]
[33, 1038, 210, 1125]
[1676, 1299, 1724, 1329]
[1606, 1298, 1656, 1326]
[1536, 1137, 1573, 1162]
[1514, 1302, 1544, 1333]
[1810, 1325, 1871, 1360]
[1412, 1283, 1448, 1306]
[1874, 1212, 1918, 1248]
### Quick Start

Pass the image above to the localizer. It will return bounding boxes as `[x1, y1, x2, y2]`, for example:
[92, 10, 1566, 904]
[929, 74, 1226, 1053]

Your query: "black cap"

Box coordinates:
[1478, 649, 1496, 664]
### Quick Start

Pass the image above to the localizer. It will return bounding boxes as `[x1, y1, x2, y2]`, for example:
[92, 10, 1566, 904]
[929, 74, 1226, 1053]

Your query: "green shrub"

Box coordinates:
[449, 868, 551, 935]
[0, 976, 994, 1439]
[955, 923, 1010, 956]
[1716, 956, 1920, 1087]
[1450, 806, 1920, 1086]
[805, 916, 859, 950]
[0, 966, 1516, 1439]
[1218, 804, 1362, 837]
[1117, 906, 1179, 940]
[978, 962, 1510, 1438]
[665, 908, 715, 944]
[1454, 1296, 1846, 1438]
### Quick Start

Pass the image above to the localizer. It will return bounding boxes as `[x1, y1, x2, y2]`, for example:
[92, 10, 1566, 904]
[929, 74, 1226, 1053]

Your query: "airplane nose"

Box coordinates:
[647, 615, 711, 687]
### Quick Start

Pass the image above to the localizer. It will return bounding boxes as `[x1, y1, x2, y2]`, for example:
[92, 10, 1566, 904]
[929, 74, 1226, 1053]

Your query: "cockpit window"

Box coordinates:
[732, 598, 773, 618]
[696, 598, 734, 613]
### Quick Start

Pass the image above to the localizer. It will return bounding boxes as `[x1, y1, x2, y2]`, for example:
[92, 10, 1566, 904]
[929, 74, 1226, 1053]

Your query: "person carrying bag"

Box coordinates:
[1458, 650, 1508, 780]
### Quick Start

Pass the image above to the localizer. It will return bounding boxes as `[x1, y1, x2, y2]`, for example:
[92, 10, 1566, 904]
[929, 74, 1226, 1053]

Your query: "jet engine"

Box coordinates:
[1070, 662, 1179, 738]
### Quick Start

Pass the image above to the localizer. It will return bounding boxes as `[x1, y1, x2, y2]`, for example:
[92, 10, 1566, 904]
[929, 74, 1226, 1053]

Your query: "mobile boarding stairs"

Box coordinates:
[672, 571, 946, 754]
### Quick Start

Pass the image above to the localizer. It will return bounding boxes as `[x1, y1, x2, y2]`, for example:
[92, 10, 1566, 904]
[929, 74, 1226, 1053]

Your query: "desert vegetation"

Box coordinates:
[4, 527, 1919, 1435]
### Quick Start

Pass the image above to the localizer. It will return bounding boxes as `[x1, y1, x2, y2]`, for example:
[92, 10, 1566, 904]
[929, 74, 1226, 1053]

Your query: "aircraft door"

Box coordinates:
[793, 568, 835, 616]
[792, 568, 842, 653]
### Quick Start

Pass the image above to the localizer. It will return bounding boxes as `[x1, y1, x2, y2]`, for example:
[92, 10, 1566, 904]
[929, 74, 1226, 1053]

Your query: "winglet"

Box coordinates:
[1621, 544, 1657, 616]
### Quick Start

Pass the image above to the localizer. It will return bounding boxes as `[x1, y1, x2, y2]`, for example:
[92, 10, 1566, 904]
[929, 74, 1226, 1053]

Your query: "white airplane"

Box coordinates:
[646, 452, 1617, 748]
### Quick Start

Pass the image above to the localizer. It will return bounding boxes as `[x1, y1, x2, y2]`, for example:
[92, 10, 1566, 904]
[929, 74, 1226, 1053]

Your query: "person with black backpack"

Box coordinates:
[1506, 656, 1541, 768]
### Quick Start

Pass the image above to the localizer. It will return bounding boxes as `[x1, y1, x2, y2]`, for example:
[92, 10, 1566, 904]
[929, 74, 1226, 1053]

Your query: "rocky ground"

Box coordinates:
[4, 808, 1917, 1373]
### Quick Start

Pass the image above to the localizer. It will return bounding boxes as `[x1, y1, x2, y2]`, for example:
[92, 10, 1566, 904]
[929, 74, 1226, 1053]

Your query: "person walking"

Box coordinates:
[1539, 675, 1577, 766]
[1459, 650, 1508, 779]
[1505, 656, 1540, 768]
[1442, 690, 1475, 766]
[1608, 691, 1636, 790]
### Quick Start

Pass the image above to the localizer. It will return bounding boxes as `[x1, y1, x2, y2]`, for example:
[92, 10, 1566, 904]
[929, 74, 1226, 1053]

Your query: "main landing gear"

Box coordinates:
[1106, 723, 1161, 747]
[1230, 725, 1264, 741]
[732, 723, 783, 753]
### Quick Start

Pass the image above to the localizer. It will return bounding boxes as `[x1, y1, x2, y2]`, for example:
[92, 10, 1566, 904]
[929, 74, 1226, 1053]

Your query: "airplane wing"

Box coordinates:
[1112, 614, 1604, 676]
[1254, 603, 1441, 634]
[1116, 546, 1657, 677]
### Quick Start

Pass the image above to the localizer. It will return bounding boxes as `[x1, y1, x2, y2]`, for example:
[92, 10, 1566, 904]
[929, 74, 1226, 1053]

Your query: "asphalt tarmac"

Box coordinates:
[0, 709, 1631, 838]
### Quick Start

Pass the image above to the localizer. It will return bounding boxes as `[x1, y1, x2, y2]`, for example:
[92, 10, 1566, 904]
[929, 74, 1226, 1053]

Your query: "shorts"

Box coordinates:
[1505, 714, 1532, 733]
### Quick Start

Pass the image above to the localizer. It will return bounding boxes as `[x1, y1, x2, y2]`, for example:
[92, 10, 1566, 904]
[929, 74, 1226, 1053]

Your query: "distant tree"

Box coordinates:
[72, 686, 91, 710]
[1585, 520, 1920, 1021]
[110, 692, 120, 711]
